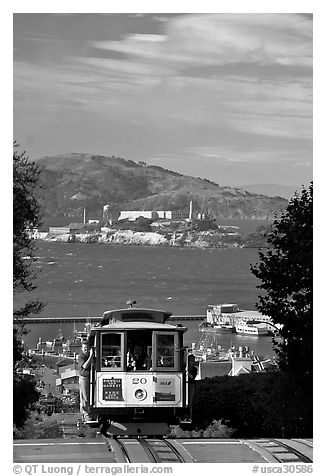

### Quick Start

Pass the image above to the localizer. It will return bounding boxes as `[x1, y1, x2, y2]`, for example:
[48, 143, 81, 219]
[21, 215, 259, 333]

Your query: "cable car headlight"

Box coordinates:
[134, 388, 147, 400]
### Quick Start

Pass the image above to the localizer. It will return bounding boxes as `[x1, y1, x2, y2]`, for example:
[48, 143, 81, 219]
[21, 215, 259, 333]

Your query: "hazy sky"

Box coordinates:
[13, 12, 313, 187]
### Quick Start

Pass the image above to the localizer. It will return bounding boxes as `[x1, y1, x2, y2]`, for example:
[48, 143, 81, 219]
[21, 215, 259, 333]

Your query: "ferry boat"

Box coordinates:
[205, 303, 277, 335]
[235, 320, 269, 336]
[73, 322, 91, 340]
[199, 322, 234, 334]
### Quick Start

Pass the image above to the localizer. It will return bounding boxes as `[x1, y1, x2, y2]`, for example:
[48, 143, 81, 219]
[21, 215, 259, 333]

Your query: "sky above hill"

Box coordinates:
[13, 12, 313, 187]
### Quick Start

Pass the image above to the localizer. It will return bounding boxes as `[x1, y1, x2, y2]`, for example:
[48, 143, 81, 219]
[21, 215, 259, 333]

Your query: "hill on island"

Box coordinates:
[239, 183, 301, 200]
[35, 153, 288, 220]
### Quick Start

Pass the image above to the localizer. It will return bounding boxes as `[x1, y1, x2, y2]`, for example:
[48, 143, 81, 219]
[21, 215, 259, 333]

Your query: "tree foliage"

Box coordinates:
[13, 142, 44, 427]
[191, 219, 218, 232]
[14, 411, 63, 439]
[192, 372, 312, 438]
[14, 143, 42, 293]
[13, 142, 44, 325]
[250, 183, 313, 383]
[13, 377, 40, 429]
[116, 216, 153, 232]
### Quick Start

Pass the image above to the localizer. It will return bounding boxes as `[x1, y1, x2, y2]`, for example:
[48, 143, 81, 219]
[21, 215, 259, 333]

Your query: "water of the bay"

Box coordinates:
[16, 242, 276, 357]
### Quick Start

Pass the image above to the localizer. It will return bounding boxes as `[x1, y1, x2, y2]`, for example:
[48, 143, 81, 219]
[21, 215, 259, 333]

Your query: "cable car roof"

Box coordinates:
[100, 308, 173, 326]
[93, 321, 187, 332]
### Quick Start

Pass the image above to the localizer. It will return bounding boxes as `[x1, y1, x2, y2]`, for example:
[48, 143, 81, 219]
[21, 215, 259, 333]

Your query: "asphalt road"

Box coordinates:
[13, 437, 115, 463]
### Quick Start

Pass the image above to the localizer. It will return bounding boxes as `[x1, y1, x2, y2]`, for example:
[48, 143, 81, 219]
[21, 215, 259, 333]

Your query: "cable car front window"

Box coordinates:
[126, 330, 152, 371]
[101, 333, 122, 369]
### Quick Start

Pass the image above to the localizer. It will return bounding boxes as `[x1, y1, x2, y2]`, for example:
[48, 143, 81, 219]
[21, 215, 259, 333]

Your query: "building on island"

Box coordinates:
[49, 223, 84, 235]
[118, 210, 189, 221]
[48, 226, 71, 235]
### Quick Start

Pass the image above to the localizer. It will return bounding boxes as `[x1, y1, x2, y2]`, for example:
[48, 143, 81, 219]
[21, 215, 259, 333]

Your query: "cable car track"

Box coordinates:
[292, 438, 313, 449]
[271, 439, 313, 463]
[247, 438, 313, 463]
[112, 438, 133, 463]
[139, 438, 185, 463]
[109, 437, 190, 463]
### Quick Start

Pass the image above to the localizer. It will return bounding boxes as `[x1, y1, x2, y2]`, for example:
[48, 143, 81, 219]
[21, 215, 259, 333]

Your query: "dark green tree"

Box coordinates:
[191, 219, 218, 232]
[134, 216, 153, 232]
[250, 183, 313, 384]
[13, 141, 44, 427]
[193, 372, 312, 438]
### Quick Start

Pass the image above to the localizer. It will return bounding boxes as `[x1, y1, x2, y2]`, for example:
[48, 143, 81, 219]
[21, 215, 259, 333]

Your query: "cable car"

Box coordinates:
[86, 308, 193, 436]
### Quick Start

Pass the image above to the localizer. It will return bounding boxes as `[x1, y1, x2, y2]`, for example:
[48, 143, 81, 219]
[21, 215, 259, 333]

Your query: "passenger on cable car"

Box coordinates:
[127, 344, 148, 371]
[78, 341, 95, 422]
[156, 353, 173, 367]
[103, 349, 121, 367]
[110, 349, 121, 367]
[186, 353, 197, 422]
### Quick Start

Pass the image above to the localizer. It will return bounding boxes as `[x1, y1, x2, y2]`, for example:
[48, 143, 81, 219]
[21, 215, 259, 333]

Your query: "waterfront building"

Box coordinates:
[198, 355, 252, 379]
[197, 353, 277, 379]
[56, 367, 79, 396]
[56, 362, 79, 374]
[206, 303, 276, 332]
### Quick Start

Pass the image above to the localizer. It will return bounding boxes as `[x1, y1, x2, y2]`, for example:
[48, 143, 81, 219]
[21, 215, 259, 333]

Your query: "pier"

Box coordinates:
[21, 315, 205, 324]
[170, 315, 204, 321]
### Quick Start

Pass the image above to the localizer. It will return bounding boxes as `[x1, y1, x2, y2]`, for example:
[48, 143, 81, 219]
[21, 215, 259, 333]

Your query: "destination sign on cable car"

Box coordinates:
[103, 377, 123, 401]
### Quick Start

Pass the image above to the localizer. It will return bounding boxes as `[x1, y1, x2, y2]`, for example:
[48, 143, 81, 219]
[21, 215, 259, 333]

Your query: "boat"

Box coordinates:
[34, 323, 92, 358]
[193, 331, 252, 362]
[199, 322, 235, 334]
[72, 321, 92, 340]
[61, 322, 92, 356]
[235, 320, 269, 336]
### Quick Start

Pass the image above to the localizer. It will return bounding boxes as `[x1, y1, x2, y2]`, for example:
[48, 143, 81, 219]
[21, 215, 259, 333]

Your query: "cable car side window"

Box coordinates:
[154, 332, 178, 370]
[101, 333, 122, 370]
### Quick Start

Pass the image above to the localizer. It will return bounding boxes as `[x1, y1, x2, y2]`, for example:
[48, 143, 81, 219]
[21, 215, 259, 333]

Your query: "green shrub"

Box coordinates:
[192, 372, 312, 438]
[169, 419, 235, 438]
[13, 411, 63, 439]
[13, 375, 40, 428]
